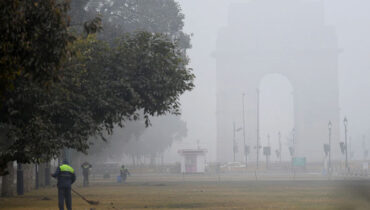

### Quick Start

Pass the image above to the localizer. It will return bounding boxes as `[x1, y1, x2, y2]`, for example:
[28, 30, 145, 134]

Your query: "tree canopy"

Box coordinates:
[1, 32, 193, 167]
[85, 0, 191, 48]
[0, 0, 71, 99]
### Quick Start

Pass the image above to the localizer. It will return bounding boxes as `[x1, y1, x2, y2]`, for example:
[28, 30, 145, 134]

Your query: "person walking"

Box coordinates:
[81, 161, 92, 187]
[52, 160, 76, 210]
[120, 165, 130, 183]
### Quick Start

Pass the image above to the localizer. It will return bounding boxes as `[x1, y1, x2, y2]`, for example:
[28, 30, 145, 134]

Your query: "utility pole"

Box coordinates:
[242, 93, 247, 168]
[256, 89, 260, 169]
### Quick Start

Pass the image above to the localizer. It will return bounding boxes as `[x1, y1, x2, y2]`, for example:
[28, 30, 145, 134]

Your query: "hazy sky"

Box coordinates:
[165, 0, 233, 161]
[165, 0, 370, 162]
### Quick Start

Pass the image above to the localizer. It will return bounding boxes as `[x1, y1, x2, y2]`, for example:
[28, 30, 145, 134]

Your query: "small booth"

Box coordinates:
[178, 149, 207, 173]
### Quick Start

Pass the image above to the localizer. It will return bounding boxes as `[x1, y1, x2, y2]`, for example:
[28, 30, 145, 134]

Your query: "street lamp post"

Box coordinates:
[290, 128, 296, 170]
[328, 121, 332, 174]
[233, 122, 242, 162]
[242, 93, 247, 168]
[266, 134, 271, 169]
[343, 117, 348, 171]
[256, 89, 260, 169]
[349, 136, 353, 160]
[278, 132, 282, 164]
[292, 128, 296, 158]
[233, 122, 236, 162]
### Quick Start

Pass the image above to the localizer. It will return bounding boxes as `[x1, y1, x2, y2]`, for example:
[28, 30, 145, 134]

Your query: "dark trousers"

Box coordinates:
[58, 187, 72, 210]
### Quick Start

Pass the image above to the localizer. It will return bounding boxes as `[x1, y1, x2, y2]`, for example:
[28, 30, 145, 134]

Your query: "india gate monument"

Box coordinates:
[215, 0, 340, 163]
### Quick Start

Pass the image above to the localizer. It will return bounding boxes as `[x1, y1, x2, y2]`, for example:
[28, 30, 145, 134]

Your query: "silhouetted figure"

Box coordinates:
[81, 161, 92, 187]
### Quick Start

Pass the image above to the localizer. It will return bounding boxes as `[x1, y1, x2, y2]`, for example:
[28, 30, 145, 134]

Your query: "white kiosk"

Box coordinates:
[178, 149, 207, 173]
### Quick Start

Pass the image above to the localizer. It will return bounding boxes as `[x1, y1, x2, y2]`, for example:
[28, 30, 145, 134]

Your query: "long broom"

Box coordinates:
[71, 188, 99, 205]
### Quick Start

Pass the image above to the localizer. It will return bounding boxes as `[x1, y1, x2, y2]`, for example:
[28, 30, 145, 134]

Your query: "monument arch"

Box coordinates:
[215, 0, 340, 162]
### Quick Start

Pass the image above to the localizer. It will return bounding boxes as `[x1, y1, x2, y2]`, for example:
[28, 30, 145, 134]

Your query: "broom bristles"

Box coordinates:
[87, 200, 99, 205]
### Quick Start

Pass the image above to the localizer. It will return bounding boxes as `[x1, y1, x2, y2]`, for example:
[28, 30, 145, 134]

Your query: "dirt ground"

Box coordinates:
[0, 175, 369, 210]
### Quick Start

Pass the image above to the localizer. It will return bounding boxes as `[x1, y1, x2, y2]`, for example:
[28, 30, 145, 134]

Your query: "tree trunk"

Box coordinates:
[38, 163, 46, 187]
[44, 162, 51, 186]
[1, 162, 15, 197]
[23, 164, 34, 192]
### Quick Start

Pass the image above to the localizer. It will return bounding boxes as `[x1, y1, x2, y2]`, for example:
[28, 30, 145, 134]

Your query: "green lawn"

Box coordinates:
[0, 178, 369, 209]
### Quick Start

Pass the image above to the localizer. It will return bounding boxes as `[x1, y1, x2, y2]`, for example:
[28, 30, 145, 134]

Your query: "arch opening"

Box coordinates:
[259, 74, 294, 162]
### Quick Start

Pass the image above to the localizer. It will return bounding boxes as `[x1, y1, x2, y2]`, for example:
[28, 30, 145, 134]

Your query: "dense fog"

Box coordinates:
[89, 0, 370, 165]
[52, 0, 370, 170]
[1, 1, 369, 209]
[167, 0, 370, 164]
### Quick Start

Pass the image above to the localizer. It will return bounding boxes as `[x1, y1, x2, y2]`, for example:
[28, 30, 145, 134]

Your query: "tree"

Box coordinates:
[0, 1, 72, 193]
[0, 32, 194, 172]
[0, 0, 71, 99]
[68, 0, 192, 162]
[0, 0, 194, 177]
[70, 0, 192, 164]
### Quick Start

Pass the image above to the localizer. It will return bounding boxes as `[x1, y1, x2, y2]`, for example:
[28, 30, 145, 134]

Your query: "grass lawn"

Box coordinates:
[0, 178, 369, 210]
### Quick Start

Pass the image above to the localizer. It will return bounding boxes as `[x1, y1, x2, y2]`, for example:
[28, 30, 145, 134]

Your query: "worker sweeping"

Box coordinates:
[52, 160, 76, 210]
